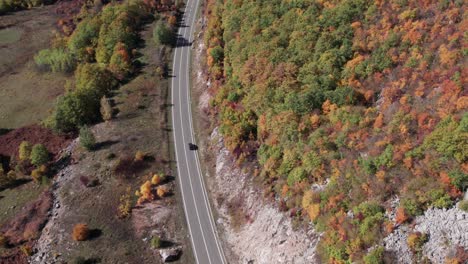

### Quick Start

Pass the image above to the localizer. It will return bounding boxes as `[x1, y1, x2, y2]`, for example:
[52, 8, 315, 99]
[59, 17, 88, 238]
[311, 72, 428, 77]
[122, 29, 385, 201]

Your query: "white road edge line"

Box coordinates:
[177, 4, 213, 263]
[170, 1, 201, 263]
[183, 1, 228, 263]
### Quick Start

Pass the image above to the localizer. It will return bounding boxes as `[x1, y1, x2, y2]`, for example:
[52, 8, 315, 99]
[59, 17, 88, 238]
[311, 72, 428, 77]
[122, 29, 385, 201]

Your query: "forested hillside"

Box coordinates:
[205, 0, 467, 262]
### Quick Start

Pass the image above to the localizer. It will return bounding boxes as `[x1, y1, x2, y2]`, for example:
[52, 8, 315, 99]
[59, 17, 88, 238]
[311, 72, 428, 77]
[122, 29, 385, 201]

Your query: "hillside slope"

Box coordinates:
[204, 0, 467, 263]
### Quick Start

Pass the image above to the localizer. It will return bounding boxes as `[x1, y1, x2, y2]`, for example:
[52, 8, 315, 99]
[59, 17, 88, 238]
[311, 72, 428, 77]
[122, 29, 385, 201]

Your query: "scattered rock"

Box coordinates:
[159, 247, 181, 262]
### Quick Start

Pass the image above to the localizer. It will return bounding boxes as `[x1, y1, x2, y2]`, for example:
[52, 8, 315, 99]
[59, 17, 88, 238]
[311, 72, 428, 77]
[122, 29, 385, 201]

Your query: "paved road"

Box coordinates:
[171, 0, 227, 263]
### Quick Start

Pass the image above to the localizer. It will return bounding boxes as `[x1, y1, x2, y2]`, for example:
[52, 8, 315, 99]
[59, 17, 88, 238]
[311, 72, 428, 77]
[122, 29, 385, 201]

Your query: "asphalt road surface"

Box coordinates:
[171, 0, 227, 263]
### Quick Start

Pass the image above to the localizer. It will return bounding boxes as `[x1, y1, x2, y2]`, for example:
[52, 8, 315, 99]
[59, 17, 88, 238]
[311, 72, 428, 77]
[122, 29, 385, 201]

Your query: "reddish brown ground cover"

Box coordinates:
[0, 125, 73, 160]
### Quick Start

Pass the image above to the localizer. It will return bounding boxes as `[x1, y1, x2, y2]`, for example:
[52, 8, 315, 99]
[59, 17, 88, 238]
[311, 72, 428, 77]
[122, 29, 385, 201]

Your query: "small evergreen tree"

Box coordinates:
[30, 144, 49, 167]
[18, 141, 32, 161]
[79, 126, 96, 151]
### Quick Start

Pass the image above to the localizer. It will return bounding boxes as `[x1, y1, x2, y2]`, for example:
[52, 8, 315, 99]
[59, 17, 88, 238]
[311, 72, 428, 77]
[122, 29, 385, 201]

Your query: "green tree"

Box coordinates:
[79, 126, 96, 151]
[30, 144, 49, 167]
[18, 141, 32, 161]
[34, 48, 76, 73]
[153, 20, 175, 46]
[363, 246, 384, 264]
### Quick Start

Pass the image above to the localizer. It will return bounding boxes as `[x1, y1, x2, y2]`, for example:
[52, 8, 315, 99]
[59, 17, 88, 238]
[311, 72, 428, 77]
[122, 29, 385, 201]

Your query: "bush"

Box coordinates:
[18, 141, 32, 161]
[209, 45, 224, 64]
[51, 90, 100, 132]
[34, 48, 76, 73]
[458, 201, 468, 212]
[30, 144, 49, 167]
[364, 246, 384, 264]
[151, 174, 165, 185]
[72, 223, 90, 241]
[156, 186, 169, 198]
[151, 235, 161, 248]
[20, 245, 32, 256]
[448, 170, 468, 191]
[75, 63, 115, 94]
[100, 96, 113, 121]
[118, 188, 132, 219]
[79, 126, 96, 151]
[407, 232, 428, 252]
[31, 167, 44, 183]
[134, 150, 145, 162]
[153, 20, 175, 46]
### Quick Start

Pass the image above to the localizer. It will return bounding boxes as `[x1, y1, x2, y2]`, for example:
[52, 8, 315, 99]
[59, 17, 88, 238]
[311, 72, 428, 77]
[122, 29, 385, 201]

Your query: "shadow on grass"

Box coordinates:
[0, 128, 12, 136]
[94, 140, 120, 151]
[160, 240, 175, 248]
[0, 178, 31, 192]
[88, 229, 102, 240]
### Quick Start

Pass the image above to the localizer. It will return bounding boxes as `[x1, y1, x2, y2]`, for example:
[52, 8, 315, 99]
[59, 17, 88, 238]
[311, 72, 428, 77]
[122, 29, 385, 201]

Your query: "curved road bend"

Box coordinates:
[171, 0, 227, 263]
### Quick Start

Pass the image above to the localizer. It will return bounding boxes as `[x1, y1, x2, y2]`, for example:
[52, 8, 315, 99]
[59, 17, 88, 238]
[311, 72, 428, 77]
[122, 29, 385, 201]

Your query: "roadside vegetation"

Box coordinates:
[205, 0, 467, 263]
[1, 0, 188, 262]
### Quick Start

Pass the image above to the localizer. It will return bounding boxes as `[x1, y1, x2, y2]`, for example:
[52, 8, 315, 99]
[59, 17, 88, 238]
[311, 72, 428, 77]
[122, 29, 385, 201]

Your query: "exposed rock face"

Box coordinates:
[384, 203, 468, 263]
[416, 205, 468, 263]
[159, 247, 182, 262]
[205, 128, 320, 264]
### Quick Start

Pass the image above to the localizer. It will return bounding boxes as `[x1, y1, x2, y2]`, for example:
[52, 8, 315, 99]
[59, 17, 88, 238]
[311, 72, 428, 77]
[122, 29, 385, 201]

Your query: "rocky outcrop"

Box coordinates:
[159, 247, 182, 262]
[207, 129, 320, 264]
[384, 202, 468, 263]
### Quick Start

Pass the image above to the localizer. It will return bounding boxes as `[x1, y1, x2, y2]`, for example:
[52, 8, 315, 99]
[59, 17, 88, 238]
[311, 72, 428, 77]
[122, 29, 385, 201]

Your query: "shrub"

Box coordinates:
[151, 174, 163, 185]
[364, 246, 384, 264]
[31, 168, 44, 183]
[100, 96, 112, 121]
[18, 141, 32, 161]
[34, 48, 76, 73]
[108, 42, 132, 80]
[151, 235, 161, 248]
[30, 144, 49, 167]
[209, 45, 224, 64]
[156, 186, 168, 198]
[153, 20, 175, 46]
[68, 16, 101, 62]
[118, 188, 132, 218]
[134, 151, 145, 162]
[79, 126, 96, 151]
[75, 63, 115, 94]
[51, 91, 99, 132]
[20, 245, 32, 256]
[458, 201, 468, 212]
[139, 180, 153, 202]
[79, 176, 90, 187]
[407, 232, 428, 252]
[72, 223, 90, 241]
[448, 170, 467, 191]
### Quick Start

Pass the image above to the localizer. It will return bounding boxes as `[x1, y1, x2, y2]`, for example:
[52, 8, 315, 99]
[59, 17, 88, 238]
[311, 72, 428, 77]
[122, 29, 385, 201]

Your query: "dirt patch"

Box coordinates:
[0, 124, 73, 160]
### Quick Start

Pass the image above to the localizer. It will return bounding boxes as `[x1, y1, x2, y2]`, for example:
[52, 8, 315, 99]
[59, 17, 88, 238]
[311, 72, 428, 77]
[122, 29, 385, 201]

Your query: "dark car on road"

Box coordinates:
[188, 143, 198, 150]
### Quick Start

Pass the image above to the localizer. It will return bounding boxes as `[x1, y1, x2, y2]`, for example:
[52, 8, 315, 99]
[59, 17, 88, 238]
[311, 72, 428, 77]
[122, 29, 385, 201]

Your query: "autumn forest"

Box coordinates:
[205, 0, 467, 263]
